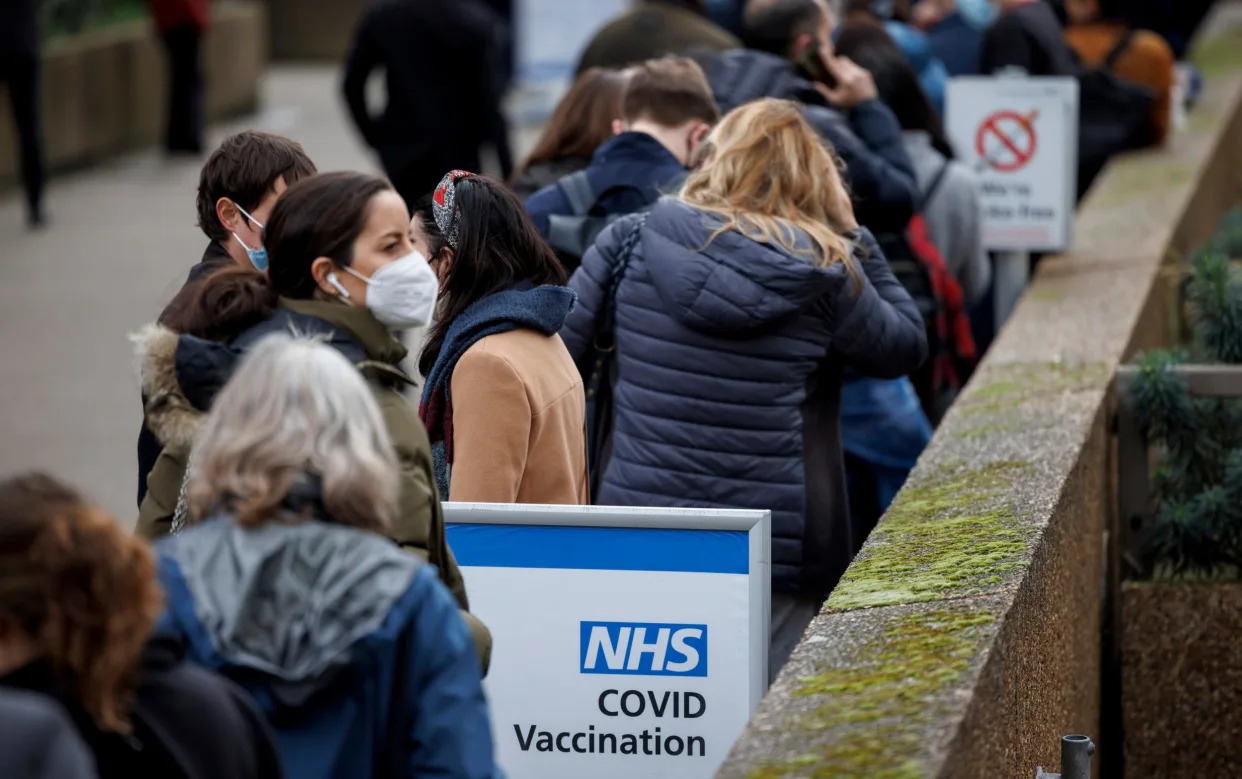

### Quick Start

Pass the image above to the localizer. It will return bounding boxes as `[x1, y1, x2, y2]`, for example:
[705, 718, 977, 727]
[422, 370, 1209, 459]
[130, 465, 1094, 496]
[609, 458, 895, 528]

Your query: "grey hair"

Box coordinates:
[184, 334, 399, 531]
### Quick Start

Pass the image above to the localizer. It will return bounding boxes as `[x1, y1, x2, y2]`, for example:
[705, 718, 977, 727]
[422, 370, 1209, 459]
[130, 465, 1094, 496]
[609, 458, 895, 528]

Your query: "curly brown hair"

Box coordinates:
[0, 474, 163, 732]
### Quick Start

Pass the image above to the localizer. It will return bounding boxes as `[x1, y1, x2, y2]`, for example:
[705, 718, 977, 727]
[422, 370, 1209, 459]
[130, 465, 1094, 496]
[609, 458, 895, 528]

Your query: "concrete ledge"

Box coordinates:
[718, 4, 1242, 777]
[0, 1, 266, 187]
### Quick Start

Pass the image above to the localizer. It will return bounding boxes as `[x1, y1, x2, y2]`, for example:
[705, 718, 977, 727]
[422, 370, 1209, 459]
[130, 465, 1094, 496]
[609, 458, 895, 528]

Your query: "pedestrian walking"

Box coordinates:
[415, 172, 588, 504]
[0, 474, 285, 779]
[149, 0, 209, 155]
[576, 0, 740, 75]
[980, 0, 1079, 76]
[509, 68, 630, 199]
[156, 336, 500, 779]
[525, 57, 719, 270]
[343, 0, 512, 207]
[560, 99, 927, 677]
[0, 0, 46, 227]
[136, 131, 316, 508]
[700, 0, 920, 234]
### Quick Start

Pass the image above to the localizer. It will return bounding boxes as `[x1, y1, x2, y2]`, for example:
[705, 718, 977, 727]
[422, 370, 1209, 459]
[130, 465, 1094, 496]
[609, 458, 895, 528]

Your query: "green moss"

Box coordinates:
[1193, 25, 1242, 77]
[956, 361, 1111, 417]
[1090, 157, 1197, 208]
[827, 461, 1033, 611]
[747, 606, 997, 778]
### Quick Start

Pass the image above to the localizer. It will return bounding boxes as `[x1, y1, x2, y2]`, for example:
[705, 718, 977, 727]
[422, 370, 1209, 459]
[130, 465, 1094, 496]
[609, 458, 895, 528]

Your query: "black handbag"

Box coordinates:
[580, 215, 648, 502]
[1077, 30, 1156, 196]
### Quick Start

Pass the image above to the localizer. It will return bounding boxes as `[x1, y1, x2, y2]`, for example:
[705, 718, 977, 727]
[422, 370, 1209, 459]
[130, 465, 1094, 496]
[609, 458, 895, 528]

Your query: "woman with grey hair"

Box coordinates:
[154, 335, 500, 779]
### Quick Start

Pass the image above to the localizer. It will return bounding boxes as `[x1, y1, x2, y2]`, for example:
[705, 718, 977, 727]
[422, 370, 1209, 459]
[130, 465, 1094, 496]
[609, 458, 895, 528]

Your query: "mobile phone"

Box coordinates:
[796, 46, 837, 89]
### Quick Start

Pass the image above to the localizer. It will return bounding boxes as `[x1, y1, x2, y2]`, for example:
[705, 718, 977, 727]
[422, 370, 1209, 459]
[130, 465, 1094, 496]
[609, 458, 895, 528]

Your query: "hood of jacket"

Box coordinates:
[158, 515, 421, 709]
[696, 49, 826, 113]
[640, 198, 850, 334]
[132, 299, 412, 451]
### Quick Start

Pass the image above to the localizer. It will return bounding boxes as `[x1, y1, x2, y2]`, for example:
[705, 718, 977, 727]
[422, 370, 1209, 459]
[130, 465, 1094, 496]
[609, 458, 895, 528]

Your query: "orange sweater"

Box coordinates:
[1066, 23, 1175, 144]
[448, 329, 589, 505]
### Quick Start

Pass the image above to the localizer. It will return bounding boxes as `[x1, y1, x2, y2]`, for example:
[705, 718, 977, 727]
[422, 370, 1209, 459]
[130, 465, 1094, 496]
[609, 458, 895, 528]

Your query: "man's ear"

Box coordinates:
[215, 197, 241, 234]
[789, 32, 813, 61]
[612, 119, 627, 135]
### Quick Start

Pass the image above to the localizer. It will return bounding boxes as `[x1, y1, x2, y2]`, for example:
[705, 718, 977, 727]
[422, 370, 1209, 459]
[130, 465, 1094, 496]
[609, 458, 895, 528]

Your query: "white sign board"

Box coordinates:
[946, 76, 1079, 252]
[445, 504, 771, 779]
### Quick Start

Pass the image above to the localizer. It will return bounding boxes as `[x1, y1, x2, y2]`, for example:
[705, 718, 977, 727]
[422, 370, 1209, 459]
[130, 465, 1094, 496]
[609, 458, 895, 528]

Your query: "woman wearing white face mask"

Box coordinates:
[132, 171, 492, 670]
[412, 171, 588, 505]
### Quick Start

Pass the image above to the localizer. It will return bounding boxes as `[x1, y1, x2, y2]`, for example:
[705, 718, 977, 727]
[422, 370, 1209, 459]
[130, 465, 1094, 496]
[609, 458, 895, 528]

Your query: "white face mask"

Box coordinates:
[327, 251, 439, 330]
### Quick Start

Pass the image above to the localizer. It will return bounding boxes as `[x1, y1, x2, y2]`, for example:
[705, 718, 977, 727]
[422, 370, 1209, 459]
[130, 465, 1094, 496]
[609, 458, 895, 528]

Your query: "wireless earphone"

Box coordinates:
[326, 271, 351, 299]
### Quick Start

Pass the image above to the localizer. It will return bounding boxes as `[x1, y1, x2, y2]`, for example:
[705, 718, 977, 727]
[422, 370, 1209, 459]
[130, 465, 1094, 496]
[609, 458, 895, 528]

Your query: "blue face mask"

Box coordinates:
[957, 0, 998, 30]
[231, 202, 268, 271]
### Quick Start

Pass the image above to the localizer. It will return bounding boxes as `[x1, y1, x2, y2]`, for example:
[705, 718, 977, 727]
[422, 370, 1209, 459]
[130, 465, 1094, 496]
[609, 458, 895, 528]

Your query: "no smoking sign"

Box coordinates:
[975, 110, 1039, 173]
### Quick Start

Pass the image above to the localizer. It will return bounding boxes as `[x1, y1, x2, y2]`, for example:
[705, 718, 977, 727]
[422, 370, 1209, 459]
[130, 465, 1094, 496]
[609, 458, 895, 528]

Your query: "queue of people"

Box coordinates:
[0, 0, 1216, 775]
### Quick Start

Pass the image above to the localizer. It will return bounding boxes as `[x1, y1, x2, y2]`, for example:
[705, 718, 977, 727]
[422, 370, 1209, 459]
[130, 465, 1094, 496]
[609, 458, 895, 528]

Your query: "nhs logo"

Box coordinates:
[580, 622, 707, 677]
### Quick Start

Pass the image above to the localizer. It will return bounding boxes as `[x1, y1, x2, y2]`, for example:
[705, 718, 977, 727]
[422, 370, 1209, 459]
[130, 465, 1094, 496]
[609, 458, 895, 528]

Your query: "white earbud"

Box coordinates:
[326, 271, 351, 299]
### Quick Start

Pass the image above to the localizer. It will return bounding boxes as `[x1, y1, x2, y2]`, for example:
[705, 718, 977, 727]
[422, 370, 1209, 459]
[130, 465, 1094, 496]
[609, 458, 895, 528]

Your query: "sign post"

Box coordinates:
[946, 76, 1079, 325]
[445, 503, 771, 779]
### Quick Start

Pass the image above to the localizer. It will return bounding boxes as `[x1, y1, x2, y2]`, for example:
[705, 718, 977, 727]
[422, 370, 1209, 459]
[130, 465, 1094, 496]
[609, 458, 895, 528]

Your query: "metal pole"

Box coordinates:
[994, 250, 1031, 329]
[1061, 735, 1095, 779]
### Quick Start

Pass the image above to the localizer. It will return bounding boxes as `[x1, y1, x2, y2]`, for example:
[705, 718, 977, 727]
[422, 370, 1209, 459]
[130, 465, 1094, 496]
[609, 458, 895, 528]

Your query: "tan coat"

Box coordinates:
[448, 329, 589, 504]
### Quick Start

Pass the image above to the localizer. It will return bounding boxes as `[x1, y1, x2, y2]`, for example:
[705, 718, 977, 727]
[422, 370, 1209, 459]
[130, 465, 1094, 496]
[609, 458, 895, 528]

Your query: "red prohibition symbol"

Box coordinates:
[975, 110, 1038, 173]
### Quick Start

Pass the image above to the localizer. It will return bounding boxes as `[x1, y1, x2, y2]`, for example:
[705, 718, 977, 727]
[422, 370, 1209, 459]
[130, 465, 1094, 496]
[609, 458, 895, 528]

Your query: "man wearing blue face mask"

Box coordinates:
[136, 130, 317, 508]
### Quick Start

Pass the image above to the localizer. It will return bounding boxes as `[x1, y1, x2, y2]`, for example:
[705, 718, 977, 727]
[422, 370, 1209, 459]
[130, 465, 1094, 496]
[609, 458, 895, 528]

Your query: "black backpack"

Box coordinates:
[1077, 30, 1156, 197]
[545, 171, 645, 274]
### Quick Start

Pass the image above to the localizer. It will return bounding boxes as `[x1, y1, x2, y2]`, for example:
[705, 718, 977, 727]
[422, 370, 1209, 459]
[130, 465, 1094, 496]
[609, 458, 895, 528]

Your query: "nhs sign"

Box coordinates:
[580, 621, 708, 677]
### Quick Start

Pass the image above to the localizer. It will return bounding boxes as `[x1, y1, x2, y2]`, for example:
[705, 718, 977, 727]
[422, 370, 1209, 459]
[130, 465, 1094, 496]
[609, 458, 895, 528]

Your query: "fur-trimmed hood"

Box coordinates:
[131, 323, 210, 452]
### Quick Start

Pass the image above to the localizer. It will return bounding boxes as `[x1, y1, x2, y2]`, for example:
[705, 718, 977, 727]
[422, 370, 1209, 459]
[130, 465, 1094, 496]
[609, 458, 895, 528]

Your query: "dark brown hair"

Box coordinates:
[622, 57, 720, 128]
[0, 474, 162, 732]
[512, 68, 630, 179]
[196, 131, 317, 244]
[160, 265, 274, 341]
[415, 176, 567, 376]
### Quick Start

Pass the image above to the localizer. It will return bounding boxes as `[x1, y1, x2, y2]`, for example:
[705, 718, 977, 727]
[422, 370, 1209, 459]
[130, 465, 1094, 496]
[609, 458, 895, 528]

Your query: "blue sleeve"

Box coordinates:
[404, 567, 500, 779]
[829, 227, 928, 377]
[559, 215, 640, 363]
[524, 182, 570, 238]
[808, 101, 918, 234]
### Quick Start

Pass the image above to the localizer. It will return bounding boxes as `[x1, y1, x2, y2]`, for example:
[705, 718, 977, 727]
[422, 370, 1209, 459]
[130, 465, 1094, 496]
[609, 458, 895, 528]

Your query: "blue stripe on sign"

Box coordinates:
[446, 524, 749, 574]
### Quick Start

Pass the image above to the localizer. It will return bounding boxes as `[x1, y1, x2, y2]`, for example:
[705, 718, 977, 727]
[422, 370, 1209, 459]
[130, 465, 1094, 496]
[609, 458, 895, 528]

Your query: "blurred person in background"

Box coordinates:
[979, 0, 1078, 75]
[561, 99, 927, 677]
[910, 0, 989, 76]
[157, 336, 499, 779]
[844, 0, 950, 114]
[0, 0, 46, 228]
[0, 474, 283, 778]
[576, 0, 741, 74]
[698, 0, 919, 235]
[0, 689, 97, 779]
[415, 172, 587, 504]
[1064, 0, 1175, 144]
[136, 131, 316, 508]
[509, 68, 630, 199]
[343, 0, 512, 208]
[525, 57, 719, 270]
[149, 0, 209, 155]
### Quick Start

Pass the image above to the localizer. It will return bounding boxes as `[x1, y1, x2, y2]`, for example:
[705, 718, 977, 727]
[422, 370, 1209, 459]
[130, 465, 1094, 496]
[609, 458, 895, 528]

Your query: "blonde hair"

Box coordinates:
[186, 334, 400, 532]
[679, 98, 860, 283]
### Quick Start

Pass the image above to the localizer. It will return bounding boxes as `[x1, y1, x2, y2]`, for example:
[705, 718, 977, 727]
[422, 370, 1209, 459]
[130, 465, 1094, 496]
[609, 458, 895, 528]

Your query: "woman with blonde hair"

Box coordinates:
[0, 473, 283, 778]
[155, 335, 499, 779]
[561, 97, 927, 677]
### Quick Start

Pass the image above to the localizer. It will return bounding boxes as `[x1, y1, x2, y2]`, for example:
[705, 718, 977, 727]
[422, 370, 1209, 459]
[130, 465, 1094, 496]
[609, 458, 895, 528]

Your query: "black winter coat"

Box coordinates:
[562, 201, 927, 596]
[696, 50, 919, 234]
[0, 635, 284, 779]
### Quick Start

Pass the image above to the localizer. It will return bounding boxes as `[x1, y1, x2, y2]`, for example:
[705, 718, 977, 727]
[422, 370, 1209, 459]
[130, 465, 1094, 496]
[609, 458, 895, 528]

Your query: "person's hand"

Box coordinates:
[812, 56, 879, 110]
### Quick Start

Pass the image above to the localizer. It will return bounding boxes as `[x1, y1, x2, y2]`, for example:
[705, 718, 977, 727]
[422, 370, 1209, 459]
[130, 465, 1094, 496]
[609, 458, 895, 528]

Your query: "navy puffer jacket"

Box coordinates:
[561, 199, 927, 596]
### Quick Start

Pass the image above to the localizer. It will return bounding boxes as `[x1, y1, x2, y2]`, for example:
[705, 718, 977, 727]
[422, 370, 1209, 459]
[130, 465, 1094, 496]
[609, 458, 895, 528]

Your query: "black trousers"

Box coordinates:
[161, 25, 205, 154]
[0, 51, 45, 217]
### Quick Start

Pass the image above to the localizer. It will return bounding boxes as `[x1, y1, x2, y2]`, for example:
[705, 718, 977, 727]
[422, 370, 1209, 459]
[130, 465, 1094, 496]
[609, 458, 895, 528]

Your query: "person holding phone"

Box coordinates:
[695, 0, 920, 235]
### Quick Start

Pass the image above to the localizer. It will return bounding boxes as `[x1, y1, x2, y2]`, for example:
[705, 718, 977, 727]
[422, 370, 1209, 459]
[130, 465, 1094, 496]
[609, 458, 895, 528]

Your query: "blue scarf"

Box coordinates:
[418, 285, 577, 498]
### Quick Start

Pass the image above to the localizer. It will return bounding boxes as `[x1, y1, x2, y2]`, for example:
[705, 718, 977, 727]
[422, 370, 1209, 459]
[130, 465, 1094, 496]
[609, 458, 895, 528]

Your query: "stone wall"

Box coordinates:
[0, 2, 266, 187]
[717, 4, 1242, 777]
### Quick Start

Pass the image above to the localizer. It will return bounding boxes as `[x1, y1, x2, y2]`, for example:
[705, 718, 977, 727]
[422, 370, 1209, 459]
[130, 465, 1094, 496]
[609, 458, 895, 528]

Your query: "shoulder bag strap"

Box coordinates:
[920, 159, 952, 213]
[595, 214, 649, 349]
[1103, 29, 1137, 71]
[557, 170, 597, 216]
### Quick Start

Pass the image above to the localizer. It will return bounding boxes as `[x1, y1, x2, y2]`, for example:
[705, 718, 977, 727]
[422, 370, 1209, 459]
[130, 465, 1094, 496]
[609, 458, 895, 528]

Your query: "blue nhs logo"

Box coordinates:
[579, 622, 708, 677]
